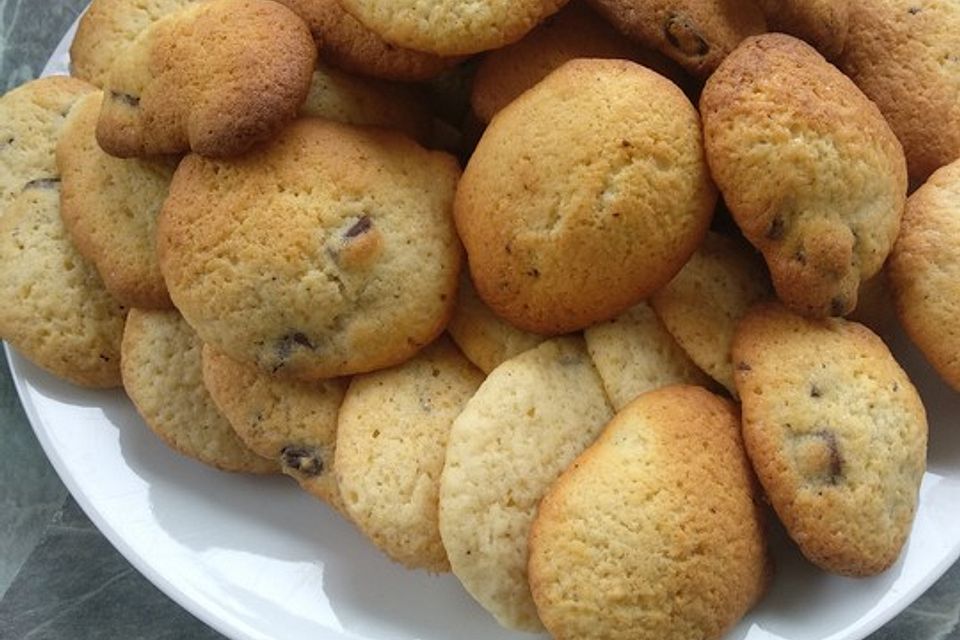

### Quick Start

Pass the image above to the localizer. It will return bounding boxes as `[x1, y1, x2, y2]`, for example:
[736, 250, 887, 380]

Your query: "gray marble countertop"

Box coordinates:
[0, 1, 958, 638]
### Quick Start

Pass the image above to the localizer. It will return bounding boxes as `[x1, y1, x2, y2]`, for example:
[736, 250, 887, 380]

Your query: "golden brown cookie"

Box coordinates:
[586, 0, 766, 77]
[96, 0, 316, 158]
[336, 336, 484, 572]
[201, 344, 347, 508]
[57, 91, 176, 309]
[275, 0, 461, 81]
[840, 1, 960, 185]
[889, 158, 960, 391]
[122, 309, 278, 474]
[650, 232, 771, 394]
[529, 386, 771, 640]
[733, 303, 927, 576]
[756, 0, 849, 59]
[701, 34, 907, 318]
[456, 58, 715, 335]
[157, 118, 461, 380]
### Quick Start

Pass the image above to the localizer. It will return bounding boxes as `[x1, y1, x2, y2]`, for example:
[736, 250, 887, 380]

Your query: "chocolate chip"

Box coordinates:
[830, 296, 847, 316]
[816, 430, 844, 484]
[23, 177, 60, 191]
[280, 446, 323, 476]
[908, 6, 921, 14]
[766, 216, 786, 241]
[527, 267, 541, 278]
[99, 354, 111, 362]
[110, 91, 140, 107]
[344, 215, 372, 239]
[794, 249, 807, 265]
[664, 13, 710, 58]
[1, 136, 14, 149]
[736, 361, 752, 372]
[274, 331, 314, 364]
[810, 384, 822, 398]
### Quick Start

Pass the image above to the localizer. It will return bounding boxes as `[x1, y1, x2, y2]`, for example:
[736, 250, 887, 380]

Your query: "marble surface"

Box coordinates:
[0, 1, 958, 639]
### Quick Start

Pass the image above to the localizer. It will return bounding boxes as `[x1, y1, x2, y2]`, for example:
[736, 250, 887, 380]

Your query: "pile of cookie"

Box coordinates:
[0, 0, 956, 637]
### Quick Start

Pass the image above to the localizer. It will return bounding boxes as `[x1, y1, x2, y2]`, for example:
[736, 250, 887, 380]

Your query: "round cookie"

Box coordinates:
[701, 34, 907, 318]
[438, 337, 613, 631]
[300, 62, 431, 143]
[732, 303, 927, 576]
[201, 344, 347, 509]
[338, 0, 569, 56]
[456, 58, 716, 335]
[447, 274, 544, 374]
[889, 158, 960, 392]
[275, 0, 461, 82]
[586, 0, 766, 77]
[756, 0, 849, 60]
[121, 309, 278, 474]
[470, 1, 686, 123]
[584, 302, 711, 411]
[839, 1, 960, 185]
[69, 0, 199, 88]
[0, 184, 126, 388]
[96, 0, 316, 158]
[157, 118, 461, 380]
[528, 386, 771, 640]
[650, 232, 771, 395]
[57, 91, 176, 310]
[0, 76, 94, 216]
[336, 336, 484, 572]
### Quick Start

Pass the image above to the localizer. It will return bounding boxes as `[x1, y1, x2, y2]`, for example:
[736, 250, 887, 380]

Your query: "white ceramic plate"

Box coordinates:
[9, 17, 960, 640]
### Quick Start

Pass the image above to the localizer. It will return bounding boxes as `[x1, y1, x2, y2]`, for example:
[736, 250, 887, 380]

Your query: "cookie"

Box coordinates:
[447, 274, 544, 374]
[839, 1, 960, 185]
[338, 0, 568, 56]
[528, 386, 771, 640]
[889, 158, 960, 392]
[584, 302, 710, 410]
[456, 58, 715, 335]
[336, 336, 484, 572]
[0, 183, 126, 388]
[848, 271, 899, 341]
[756, 0, 849, 60]
[69, 0, 198, 88]
[96, 0, 316, 158]
[470, 1, 686, 123]
[650, 232, 771, 394]
[122, 309, 278, 473]
[0, 76, 94, 216]
[275, 0, 460, 82]
[733, 303, 927, 576]
[300, 62, 431, 143]
[701, 34, 907, 318]
[57, 91, 176, 310]
[438, 337, 613, 631]
[157, 118, 461, 380]
[586, 0, 766, 77]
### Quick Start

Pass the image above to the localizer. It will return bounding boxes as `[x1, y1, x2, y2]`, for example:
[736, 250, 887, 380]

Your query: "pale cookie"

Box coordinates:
[848, 271, 899, 341]
[456, 58, 715, 335]
[70, 0, 199, 88]
[0, 185, 126, 388]
[338, 0, 569, 56]
[586, 0, 766, 77]
[529, 386, 771, 640]
[650, 232, 771, 394]
[97, 0, 316, 158]
[447, 274, 544, 374]
[733, 303, 927, 576]
[438, 337, 613, 631]
[470, 1, 686, 123]
[57, 91, 176, 310]
[584, 302, 710, 410]
[0, 76, 94, 216]
[701, 34, 907, 318]
[889, 158, 960, 392]
[300, 62, 431, 143]
[840, 1, 960, 185]
[276, 0, 461, 81]
[202, 344, 347, 508]
[336, 336, 484, 572]
[158, 118, 461, 380]
[122, 309, 278, 474]
[756, 0, 849, 60]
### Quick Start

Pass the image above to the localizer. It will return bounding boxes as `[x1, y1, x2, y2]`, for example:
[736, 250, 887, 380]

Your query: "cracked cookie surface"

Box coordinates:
[158, 118, 461, 380]
[732, 302, 927, 576]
